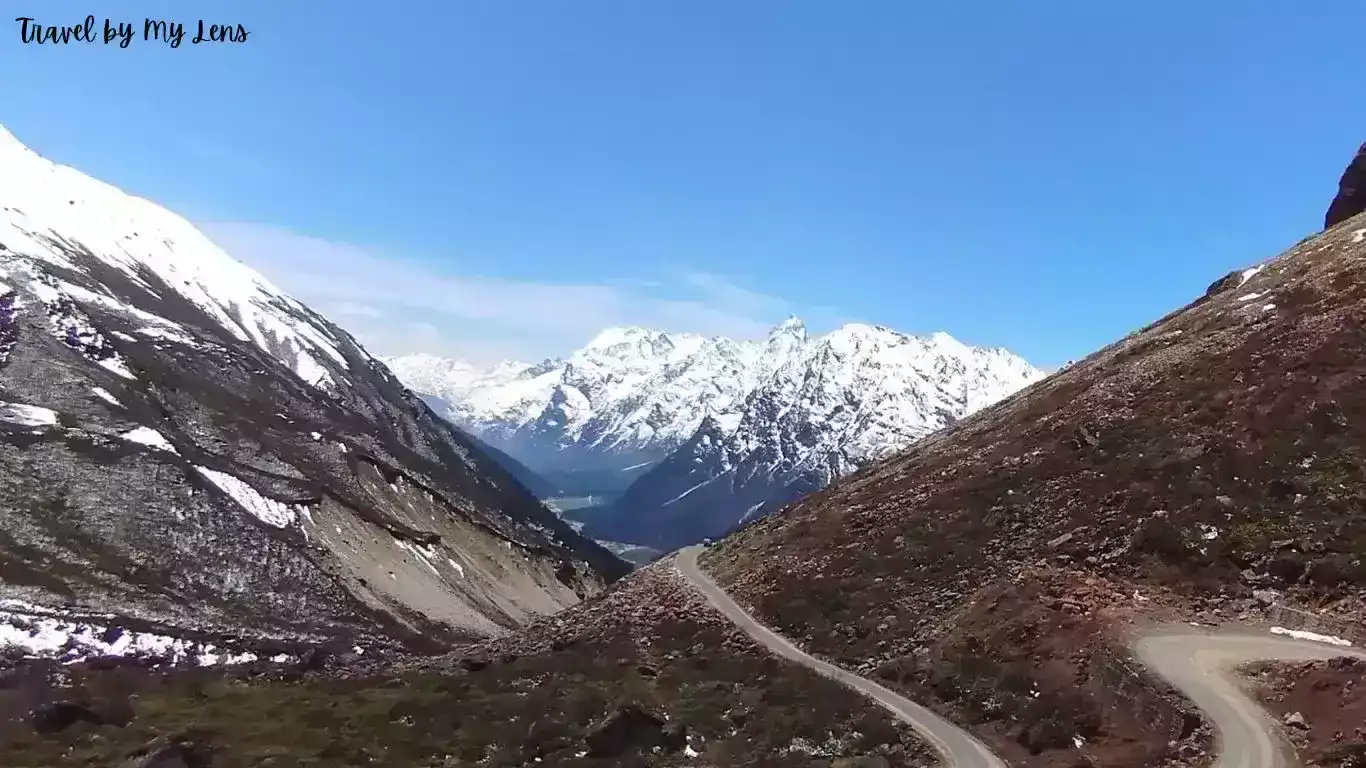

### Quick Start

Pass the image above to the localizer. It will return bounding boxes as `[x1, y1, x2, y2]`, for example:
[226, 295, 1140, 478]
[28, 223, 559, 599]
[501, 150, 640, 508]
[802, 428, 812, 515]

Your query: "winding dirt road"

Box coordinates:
[1135, 630, 1366, 768]
[675, 546, 1007, 768]
[676, 545, 1366, 768]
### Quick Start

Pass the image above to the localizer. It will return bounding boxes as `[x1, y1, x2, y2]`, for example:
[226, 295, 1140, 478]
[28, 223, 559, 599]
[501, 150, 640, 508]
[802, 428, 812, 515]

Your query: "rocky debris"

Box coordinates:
[30, 700, 106, 734]
[583, 703, 673, 758]
[0, 557, 937, 767]
[434, 563, 779, 682]
[1238, 657, 1366, 766]
[120, 735, 215, 768]
[1326, 142, 1366, 229]
[1203, 270, 1244, 299]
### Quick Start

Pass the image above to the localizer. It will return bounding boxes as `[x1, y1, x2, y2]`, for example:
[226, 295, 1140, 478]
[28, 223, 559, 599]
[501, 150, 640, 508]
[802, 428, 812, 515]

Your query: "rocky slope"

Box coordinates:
[0, 562, 933, 767]
[0, 125, 627, 658]
[703, 196, 1366, 767]
[1242, 657, 1366, 767]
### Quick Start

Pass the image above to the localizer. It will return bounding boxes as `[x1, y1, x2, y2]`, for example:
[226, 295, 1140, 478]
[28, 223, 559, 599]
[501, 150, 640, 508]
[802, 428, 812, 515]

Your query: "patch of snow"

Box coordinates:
[138, 326, 198, 346]
[110, 330, 137, 342]
[1237, 292, 1262, 302]
[1262, 303, 1276, 312]
[1270, 626, 1353, 647]
[396, 539, 443, 576]
[118, 426, 178, 454]
[193, 466, 304, 528]
[446, 558, 465, 577]
[596, 539, 653, 557]
[1237, 265, 1263, 287]
[663, 479, 711, 506]
[309, 431, 322, 441]
[0, 605, 282, 666]
[0, 401, 59, 427]
[97, 356, 135, 380]
[1353, 228, 1365, 244]
[91, 387, 121, 407]
[684, 744, 700, 758]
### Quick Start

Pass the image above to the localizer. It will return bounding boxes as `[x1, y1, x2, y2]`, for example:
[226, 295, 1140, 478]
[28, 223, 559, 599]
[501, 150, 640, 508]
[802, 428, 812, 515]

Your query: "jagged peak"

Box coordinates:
[582, 326, 663, 350]
[837, 322, 896, 336]
[769, 315, 806, 335]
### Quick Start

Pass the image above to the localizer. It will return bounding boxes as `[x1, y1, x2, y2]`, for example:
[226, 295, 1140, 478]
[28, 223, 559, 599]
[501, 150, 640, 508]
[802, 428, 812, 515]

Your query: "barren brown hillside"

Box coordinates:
[705, 209, 1366, 766]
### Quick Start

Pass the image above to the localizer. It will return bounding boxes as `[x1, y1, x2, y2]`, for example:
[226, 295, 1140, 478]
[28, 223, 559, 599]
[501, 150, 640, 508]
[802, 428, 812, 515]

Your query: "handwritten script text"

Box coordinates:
[15, 16, 249, 48]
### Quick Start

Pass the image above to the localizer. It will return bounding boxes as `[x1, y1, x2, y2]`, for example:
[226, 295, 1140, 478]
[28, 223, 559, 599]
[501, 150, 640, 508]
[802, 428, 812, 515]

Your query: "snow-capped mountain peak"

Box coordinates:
[0, 124, 626, 650]
[586, 322, 1047, 550]
[0, 126, 367, 392]
[386, 317, 1045, 494]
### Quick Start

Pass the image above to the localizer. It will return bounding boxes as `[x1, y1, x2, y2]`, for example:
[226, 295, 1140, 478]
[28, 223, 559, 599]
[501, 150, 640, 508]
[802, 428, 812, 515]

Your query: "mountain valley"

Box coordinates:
[3, 120, 1366, 768]
[387, 319, 1045, 551]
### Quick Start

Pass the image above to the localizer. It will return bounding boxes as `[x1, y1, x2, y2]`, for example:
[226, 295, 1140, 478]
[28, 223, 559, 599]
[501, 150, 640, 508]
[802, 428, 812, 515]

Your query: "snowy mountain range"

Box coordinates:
[385, 315, 1046, 550]
[0, 124, 626, 660]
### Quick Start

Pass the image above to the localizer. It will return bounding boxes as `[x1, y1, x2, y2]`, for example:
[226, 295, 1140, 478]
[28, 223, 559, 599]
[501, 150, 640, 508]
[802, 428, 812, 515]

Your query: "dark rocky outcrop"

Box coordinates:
[1325, 141, 1366, 229]
[584, 703, 670, 758]
[30, 701, 106, 734]
[121, 736, 215, 768]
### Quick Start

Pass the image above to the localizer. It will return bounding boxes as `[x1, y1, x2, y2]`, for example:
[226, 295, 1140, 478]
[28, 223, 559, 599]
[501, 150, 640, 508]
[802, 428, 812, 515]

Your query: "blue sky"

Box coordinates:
[5, 1, 1364, 367]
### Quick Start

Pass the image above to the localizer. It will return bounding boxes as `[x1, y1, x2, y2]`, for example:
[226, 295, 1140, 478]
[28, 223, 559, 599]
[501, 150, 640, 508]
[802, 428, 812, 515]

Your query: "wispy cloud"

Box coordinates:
[199, 221, 844, 365]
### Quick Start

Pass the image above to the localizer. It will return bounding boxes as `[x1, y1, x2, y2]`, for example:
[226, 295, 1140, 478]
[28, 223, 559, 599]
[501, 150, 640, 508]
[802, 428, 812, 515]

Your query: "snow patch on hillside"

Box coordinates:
[0, 401, 58, 427]
[119, 426, 178, 454]
[0, 600, 291, 666]
[194, 466, 304, 528]
[91, 387, 122, 407]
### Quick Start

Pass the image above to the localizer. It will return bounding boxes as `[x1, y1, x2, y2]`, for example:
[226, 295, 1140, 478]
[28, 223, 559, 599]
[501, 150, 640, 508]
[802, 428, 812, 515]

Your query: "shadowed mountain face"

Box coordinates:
[0, 125, 627, 653]
[1326, 142, 1366, 229]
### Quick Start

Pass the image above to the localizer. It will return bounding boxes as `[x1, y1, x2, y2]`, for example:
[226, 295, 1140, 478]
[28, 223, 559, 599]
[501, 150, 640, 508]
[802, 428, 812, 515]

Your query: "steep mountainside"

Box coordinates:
[599, 325, 1045, 550]
[0, 125, 627, 657]
[415, 392, 558, 498]
[704, 206, 1366, 765]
